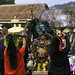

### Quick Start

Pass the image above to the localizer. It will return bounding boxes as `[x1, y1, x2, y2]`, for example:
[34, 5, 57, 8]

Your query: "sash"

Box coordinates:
[57, 36, 62, 52]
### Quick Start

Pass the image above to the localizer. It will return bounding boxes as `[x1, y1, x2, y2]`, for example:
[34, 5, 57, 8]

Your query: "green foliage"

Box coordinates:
[63, 4, 71, 10]
[0, 0, 15, 5]
[4, 33, 19, 47]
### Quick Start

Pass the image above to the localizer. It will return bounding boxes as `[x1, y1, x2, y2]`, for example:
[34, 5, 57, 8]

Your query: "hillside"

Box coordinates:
[50, 1, 75, 10]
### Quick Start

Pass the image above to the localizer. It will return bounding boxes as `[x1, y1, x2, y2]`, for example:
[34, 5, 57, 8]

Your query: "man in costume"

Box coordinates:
[31, 32, 50, 71]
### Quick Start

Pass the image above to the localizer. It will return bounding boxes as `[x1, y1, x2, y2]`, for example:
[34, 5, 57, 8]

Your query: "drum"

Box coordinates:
[32, 71, 48, 75]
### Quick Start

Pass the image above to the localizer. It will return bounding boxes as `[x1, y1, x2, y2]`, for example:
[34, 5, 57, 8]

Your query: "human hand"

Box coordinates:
[22, 30, 25, 36]
[45, 61, 48, 66]
[70, 47, 72, 51]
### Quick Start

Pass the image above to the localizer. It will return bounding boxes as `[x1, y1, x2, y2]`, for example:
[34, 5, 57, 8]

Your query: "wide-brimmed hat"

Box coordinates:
[1, 23, 11, 29]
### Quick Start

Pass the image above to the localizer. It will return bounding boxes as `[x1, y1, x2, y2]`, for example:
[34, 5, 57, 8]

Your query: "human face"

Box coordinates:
[40, 35, 46, 40]
[0, 32, 2, 36]
[18, 37, 23, 49]
[1, 27, 8, 35]
[18, 37, 23, 42]
[69, 29, 73, 33]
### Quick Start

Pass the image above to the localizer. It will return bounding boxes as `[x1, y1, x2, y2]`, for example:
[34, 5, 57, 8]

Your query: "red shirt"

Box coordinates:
[4, 47, 26, 75]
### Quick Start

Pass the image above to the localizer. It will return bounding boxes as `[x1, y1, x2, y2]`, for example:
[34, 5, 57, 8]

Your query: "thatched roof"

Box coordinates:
[0, 4, 48, 19]
[41, 9, 75, 27]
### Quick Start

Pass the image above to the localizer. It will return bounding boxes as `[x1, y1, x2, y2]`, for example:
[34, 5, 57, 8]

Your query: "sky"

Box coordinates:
[15, 0, 75, 7]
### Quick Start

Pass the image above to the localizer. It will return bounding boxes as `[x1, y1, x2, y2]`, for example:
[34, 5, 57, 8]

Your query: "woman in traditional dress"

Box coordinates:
[4, 32, 26, 75]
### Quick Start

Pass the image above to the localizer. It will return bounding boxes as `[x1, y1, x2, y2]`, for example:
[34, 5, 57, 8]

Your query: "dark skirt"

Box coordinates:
[0, 59, 4, 75]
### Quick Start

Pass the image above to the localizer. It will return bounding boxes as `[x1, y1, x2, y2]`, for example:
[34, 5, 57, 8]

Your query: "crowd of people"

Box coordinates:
[0, 23, 75, 75]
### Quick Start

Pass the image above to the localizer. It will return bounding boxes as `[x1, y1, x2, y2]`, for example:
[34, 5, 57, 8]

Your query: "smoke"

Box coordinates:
[41, 10, 69, 27]
[54, 10, 69, 27]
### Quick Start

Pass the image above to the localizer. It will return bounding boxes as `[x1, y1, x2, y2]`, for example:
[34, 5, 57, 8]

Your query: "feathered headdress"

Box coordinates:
[31, 19, 56, 38]
[4, 33, 19, 47]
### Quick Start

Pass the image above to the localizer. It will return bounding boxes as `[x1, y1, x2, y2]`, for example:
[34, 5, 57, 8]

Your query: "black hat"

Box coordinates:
[1, 23, 11, 29]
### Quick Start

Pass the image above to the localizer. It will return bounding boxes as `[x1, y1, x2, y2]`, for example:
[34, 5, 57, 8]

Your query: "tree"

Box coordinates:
[63, 4, 71, 11]
[0, 0, 15, 5]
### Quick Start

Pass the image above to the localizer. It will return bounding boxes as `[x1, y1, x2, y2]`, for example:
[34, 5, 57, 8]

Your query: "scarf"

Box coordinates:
[57, 36, 62, 52]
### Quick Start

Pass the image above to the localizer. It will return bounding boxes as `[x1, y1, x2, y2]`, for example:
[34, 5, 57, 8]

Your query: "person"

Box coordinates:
[58, 32, 67, 50]
[31, 33, 50, 71]
[66, 27, 75, 55]
[18, 35, 29, 71]
[70, 39, 75, 51]
[1, 23, 11, 36]
[4, 31, 26, 75]
[67, 27, 74, 44]
[0, 32, 2, 36]
[48, 32, 70, 75]
[0, 23, 11, 75]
